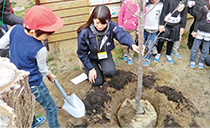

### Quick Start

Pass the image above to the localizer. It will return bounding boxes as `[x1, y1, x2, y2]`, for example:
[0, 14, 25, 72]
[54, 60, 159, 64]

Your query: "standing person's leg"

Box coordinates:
[165, 41, 174, 64]
[190, 38, 202, 68]
[144, 32, 157, 66]
[99, 52, 116, 76]
[126, 30, 137, 64]
[153, 40, 164, 62]
[172, 35, 182, 58]
[187, 19, 195, 49]
[122, 45, 129, 61]
[84, 60, 104, 86]
[198, 40, 209, 68]
[31, 81, 60, 128]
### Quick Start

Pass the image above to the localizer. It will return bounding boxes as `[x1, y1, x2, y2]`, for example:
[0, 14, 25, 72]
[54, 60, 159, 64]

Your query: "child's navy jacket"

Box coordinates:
[77, 20, 135, 70]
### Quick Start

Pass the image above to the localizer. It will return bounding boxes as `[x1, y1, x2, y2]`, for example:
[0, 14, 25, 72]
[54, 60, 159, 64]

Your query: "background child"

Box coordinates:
[143, 0, 163, 66]
[187, 0, 209, 50]
[0, 0, 23, 57]
[154, 0, 187, 64]
[118, 0, 139, 64]
[0, 5, 64, 128]
[190, 3, 210, 68]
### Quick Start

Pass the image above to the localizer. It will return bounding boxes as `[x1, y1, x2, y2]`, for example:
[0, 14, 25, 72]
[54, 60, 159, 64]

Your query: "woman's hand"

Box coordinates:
[132, 44, 145, 55]
[47, 73, 56, 83]
[89, 68, 97, 84]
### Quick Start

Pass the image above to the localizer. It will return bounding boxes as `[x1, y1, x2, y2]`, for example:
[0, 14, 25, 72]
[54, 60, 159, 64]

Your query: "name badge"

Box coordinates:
[97, 52, 108, 60]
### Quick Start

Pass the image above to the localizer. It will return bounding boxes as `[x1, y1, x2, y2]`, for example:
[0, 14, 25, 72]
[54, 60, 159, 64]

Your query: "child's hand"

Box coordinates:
[192, 32, 197, 37]
[47, 73, 57, 83]
[180, 28, 184, 35]
[159, 25, 165, 32]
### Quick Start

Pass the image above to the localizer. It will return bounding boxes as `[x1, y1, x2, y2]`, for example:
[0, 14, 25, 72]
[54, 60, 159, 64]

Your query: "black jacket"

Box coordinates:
[0, 0, 23, 26]
[194, 6, 210, 32]
[159, 0, 188, 28]
[188, 0, 209, 18]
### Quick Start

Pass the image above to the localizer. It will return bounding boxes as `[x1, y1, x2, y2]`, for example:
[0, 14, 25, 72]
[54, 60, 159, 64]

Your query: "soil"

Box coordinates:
[11, 1, 210, 127]
[36, 36, 210, 128]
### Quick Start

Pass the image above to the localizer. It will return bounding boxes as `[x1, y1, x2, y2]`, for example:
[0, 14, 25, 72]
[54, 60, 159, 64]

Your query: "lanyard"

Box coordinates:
[0, 0, 6, 27]
[95, 34, 107, 52]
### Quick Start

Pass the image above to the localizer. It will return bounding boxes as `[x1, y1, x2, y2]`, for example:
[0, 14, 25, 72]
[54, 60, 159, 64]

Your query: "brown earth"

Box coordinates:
[34, 36, 210, 128]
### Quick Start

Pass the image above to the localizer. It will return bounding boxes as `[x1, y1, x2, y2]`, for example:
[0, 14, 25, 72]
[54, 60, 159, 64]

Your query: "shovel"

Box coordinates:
[54, 80, 85, 118]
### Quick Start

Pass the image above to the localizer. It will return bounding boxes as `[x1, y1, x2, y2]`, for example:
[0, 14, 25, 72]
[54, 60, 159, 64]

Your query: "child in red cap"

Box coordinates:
[0, 5, 64, 128]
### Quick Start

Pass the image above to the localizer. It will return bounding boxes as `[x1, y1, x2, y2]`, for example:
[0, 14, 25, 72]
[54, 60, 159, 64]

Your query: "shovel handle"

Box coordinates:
[54, 80, 68, 99]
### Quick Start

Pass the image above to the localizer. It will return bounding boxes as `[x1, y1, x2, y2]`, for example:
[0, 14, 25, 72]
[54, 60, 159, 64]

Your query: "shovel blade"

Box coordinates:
[63, 93, 85, 118]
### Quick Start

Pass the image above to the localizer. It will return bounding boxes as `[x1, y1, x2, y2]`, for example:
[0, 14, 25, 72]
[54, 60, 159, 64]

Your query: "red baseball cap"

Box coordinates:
[24, 5, 64, 32]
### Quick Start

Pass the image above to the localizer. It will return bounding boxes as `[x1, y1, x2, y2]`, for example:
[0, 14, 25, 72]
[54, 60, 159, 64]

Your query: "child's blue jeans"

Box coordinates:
[31, 81, 60, 128]
[144, 30, 157, 60]
[190, 38, 210, 63]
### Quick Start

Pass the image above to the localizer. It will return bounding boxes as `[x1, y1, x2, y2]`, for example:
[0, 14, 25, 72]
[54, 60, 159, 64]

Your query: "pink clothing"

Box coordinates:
[118, 0, 139, 30]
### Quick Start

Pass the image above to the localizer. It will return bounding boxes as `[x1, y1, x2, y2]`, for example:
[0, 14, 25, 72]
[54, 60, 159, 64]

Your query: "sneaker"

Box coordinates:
[154, 53, 161, 62]
[32, 116, 46, 128]
[171, 51, 182, 59]
[198, 63, 204, 69]
[144, 59, 151, 66]
[190, 62, 195, 68]
[128, 58, 133, 65]
[165, 55, 174, 64]
[124, 54, 128, 61]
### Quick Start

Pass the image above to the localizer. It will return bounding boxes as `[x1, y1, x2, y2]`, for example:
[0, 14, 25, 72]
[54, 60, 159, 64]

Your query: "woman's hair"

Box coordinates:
[207, 4, 210, 10]
[25, 28, 54, 37]
[146, 0, 163, 6]
[77, 5, 111, 33]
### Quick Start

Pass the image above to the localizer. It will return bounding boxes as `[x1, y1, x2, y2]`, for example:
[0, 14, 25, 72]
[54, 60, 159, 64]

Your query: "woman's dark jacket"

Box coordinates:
[77, 20, 135, 70]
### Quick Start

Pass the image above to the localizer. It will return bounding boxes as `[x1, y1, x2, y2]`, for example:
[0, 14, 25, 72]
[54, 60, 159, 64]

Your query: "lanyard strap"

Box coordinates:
[95, 34, 107, 52]
[0, 0, 6, 27]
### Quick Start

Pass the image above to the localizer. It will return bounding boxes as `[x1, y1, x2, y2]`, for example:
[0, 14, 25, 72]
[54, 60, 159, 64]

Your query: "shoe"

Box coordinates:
[124, 54, 128, 61]
[165, 55, 174, 64]
[32, 116, 46, 128]
[154, 53, 161, 62]
[128, 58, 133, 65]
[144, 59, 151, 66]
[198, 63, 204, 69]
[190, 62, 195, 68]
[171, 51, 182, 59]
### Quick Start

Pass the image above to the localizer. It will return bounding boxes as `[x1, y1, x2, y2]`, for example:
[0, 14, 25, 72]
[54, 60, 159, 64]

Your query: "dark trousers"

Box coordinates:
[187, 19, 195, 49]
[84, 52, 116, 86]
[0, 27, 9, 57]
[157, 40, 174, 55]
